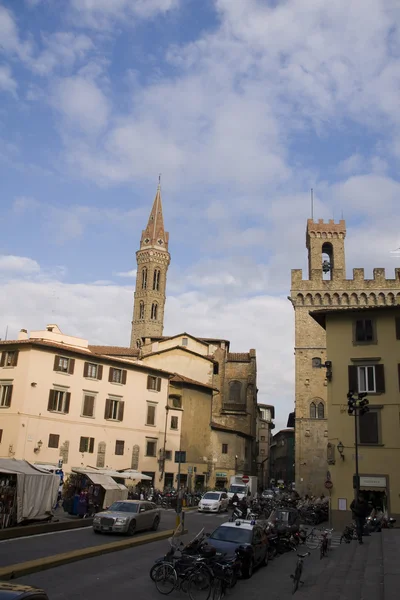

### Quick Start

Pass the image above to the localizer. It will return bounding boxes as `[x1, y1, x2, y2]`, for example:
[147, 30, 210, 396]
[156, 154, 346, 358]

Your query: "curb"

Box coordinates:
[0, 528, 187, 581]
[0, 519, 93, 542]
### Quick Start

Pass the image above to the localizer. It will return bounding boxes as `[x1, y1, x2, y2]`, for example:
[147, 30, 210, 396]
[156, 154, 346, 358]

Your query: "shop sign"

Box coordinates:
[360, 476, 387, 488]
[216, 472, 227, 478]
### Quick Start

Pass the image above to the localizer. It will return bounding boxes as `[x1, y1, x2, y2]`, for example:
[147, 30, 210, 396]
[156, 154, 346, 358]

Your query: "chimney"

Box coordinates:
[18, 329, 29, 340]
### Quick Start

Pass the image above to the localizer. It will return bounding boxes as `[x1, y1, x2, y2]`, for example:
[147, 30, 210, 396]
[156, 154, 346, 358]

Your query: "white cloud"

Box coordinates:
[0, 255, 40, 274]
[0, 64, 17, 96]
[68, 0, 181, 29]
[51, 76, 109, 134]
[114, 269, 137, 278]
[31, 32, 94, 76]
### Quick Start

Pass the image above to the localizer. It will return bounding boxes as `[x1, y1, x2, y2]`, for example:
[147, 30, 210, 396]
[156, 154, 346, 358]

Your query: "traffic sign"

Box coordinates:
[325, 480, 333, 490]
[242, 475, 250, 484]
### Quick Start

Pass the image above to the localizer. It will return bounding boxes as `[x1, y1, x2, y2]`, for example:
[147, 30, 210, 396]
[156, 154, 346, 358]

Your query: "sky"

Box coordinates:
[1, 0, 400, 431]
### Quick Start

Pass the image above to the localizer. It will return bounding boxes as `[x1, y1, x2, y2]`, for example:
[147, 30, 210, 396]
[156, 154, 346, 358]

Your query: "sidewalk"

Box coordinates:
[295, 529, 399, 600]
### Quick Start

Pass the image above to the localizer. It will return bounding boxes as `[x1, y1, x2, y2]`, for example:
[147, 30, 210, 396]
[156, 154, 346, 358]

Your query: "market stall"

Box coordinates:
[62, 468, 128, 515]
[0, 459, 59, 528]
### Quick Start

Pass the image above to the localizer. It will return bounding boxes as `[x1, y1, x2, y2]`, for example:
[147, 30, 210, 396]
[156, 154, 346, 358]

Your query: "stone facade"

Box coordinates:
[130, 185, 170, 347]
[290, 218, 400, 496]
[256, 404, 275, 489]
[270, 428, 295, 485]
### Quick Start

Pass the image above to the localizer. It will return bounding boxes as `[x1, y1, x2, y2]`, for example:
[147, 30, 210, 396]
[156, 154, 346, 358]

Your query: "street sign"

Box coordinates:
[242, 475, 250, 484]
[325, 480, 333, 490]
[174, 451, 186, 464]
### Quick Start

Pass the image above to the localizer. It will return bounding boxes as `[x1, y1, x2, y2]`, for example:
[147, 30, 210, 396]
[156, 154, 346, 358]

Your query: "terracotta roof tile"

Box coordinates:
[170, 373, 218, 391]
[88, 345, 139, 357]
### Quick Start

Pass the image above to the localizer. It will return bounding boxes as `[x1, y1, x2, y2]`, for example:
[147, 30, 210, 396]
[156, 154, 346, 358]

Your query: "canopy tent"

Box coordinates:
[83, 467, 152, 482]
[0, 459, 59, 523]
[71, 468, 128, 507]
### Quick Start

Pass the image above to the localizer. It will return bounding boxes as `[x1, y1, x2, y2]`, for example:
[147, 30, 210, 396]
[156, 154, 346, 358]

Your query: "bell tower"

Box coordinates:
[130, 183, 170, 348]
[306, 219, 346, 281]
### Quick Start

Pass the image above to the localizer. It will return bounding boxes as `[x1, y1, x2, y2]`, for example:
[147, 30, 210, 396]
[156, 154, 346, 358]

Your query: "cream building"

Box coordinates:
[0, 324, 182, 483]
[256, 404, 275, 489]
[311, 305, 400, 529]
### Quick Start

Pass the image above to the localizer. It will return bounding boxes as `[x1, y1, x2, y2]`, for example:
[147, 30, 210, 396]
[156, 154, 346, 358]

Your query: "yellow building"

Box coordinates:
[311, 305, 400, 530]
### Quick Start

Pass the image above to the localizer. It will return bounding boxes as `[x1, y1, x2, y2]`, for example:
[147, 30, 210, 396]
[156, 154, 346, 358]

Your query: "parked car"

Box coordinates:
[198, 491, 229, 513]
[93, 500, 161, 535]
[0, 583, 49, 600]
[207, 520, 268, 578]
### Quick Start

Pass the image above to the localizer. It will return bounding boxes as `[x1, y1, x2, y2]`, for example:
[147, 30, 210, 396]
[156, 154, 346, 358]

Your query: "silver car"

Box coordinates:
[93, 500, 161, 535]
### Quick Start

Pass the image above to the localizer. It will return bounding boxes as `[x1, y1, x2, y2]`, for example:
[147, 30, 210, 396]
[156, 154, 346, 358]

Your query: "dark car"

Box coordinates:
[208, 520, 268, 579]
[0, 583, 48, 600]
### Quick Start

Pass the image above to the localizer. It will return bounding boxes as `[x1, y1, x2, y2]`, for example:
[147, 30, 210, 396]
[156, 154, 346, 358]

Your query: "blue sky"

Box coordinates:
[1, 0, 400, 430]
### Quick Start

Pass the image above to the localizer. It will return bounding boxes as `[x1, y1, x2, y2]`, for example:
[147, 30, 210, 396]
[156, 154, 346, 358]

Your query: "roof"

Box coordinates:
[142, 345, 216, 362]
[274, 428, 294, 437]
[0, 339, 172, 377]
[210, 421, 254, 439]
[143, 334, 231, 346]
[89, 345, 139, 357]
[140, 183, 169, 250]
[310, 304, 400, 328]
[170, 373, 218, 392]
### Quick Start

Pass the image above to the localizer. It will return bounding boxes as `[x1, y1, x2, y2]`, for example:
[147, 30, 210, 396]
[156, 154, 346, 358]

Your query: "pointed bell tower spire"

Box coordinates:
[130, 179, 170, 348]
[140, 175, 169, 251]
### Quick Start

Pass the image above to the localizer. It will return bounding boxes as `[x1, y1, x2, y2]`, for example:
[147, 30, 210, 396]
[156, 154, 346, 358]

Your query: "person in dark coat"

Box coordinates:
[350, 493, 370, 544]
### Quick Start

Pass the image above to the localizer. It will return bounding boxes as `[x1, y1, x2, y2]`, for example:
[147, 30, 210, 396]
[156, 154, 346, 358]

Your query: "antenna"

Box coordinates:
[4, 326, 8, 341]
[158, 173, 161, 187]
[311, 188, 314, 220]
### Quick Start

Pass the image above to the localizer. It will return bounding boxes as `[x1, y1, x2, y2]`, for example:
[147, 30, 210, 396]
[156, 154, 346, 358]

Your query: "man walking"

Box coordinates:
[350, 493, 369, 544]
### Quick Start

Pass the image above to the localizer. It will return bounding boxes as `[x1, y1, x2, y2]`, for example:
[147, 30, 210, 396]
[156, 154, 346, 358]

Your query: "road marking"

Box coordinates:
[0, 527, 94, 544]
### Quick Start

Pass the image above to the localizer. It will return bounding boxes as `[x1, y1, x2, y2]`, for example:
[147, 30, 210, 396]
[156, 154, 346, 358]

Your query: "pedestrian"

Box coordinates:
[350, 493, 369, 544]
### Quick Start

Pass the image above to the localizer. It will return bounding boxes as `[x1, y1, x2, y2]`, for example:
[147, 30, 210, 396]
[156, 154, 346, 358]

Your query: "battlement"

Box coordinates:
[292, 267, 400, 289]
[306, 218, 346, 245]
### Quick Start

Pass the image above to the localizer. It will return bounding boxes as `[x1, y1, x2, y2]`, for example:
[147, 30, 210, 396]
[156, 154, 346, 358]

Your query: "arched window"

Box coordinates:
[310, 402, 316, 419]
[153, 269, 161, 291]
[139, 301, 145, 320]
[141, 267, 148, 289]
[229, 380, 242, 404]
[151, 303, 158, 320]
[317, 402, 325, 419]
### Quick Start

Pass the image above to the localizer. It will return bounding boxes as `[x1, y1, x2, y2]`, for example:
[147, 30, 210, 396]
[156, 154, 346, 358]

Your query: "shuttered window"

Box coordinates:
[82, 395, 95, 417]
[79, 437, 95, 453]
[53, 356, 75, 374]
[0, 351, 18, 367]
[47, 389, 71, 413]
[147, 375, 161, 391]
[109, 368, 127, 384]
[146, 404, 156, 425]
[83, 363, 103, 380]
[359, 410, 381, 444]
[104, 398, 125, 421]
[0, 384, 13, 408]
[348, 364, 385, 394]
[354, 319, 375, 343]
[115, 440, 125, 456]
[48, 434, 60, 449]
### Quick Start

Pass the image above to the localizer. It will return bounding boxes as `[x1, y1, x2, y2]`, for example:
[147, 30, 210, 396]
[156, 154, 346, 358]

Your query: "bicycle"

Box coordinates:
[290, 552, 310, 594]
[153, 558, 212, 598]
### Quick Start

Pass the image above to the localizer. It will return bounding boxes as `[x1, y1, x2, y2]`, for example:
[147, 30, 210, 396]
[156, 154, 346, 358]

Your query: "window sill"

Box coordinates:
[147, 389, 160, 393]
[145, 423, 156, 427]
[110, 381, 124, 386]
[84, 376, 100, 381]
[81, 414, 95, 419]
[1, 366, 15, 369]
[54, 371, 71, 376]
[170, 429, 179, 432]
[105, 418, 122, 423]
[0, 406, 10, 409]
[48, 410, 68, 415]
[352, 341, 378, 346]
[145, 455, 157, 458]
[358, 443, 384, 447]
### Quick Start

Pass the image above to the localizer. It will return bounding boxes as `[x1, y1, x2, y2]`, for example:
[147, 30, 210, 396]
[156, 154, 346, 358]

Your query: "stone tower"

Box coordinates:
[290, 218, 400, 496]
[130, 184, 170, 347]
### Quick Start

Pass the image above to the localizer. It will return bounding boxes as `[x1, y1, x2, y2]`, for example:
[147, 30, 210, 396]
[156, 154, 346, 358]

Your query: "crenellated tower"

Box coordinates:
[290, 218, 400, 496]
[130, 184, 170, 348]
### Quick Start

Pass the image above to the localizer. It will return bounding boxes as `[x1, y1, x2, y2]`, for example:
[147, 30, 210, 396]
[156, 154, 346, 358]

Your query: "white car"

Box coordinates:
[198, 491, 229, 513]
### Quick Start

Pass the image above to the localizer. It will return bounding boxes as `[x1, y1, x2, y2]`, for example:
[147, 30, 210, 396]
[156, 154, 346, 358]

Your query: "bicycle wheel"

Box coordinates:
[212, 579, 224, 600]
[154, 563, 177, 595]
[188, 566, 212, 600]
[292, 565, 302, 595]
[305, 532, 319, 550]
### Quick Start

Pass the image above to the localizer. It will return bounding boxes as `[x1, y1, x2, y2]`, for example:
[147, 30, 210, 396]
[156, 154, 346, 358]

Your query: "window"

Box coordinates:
[260, 436, 265, 442]
[115, 440, 125, 456]
[104, 398, 125, 421]
[139, 301, 145, 320]
[0, 351, 18, 367]
[165, 450, 172, 460]
[82, 394, 95, 417]
[153, 269, 161, 291]
[170, 395, 182, 409]
[0, 430, 2, 443]
[146, 403, 156, 425]
[213, 362, 219, 375]
[83, 363, 103, 380]
[0, 384, 13, 408]
[396, 317, 400, 340]
[354, 319, 375, 343]
[151, 303, 158, 320]
[48, 434, 60, 449]
[109, 367, 127, 384]
[349, 364, 385, 394]
[359, 409, 381, 445]
[147, 375, 161, 391]
[244, 446, 248, 458]
[310, 402, 316, 419]
[146, 440, 157, 456]
[182, 337, 188, 346]
[47, 389, 70, 414]
[53, 355, 75, 374]
[222, 443, 228, 454]
[79, 437, 95, 453]
[229, 380, 242, 403]
[170, 416, 179, 430]
[317, 402, 325, 419]
[141, 267, 148, 289]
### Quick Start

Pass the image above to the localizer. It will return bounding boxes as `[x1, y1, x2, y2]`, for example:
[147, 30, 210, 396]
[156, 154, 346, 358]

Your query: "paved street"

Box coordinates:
[0, 509, 227, 567]
[18, 522, 398, 600]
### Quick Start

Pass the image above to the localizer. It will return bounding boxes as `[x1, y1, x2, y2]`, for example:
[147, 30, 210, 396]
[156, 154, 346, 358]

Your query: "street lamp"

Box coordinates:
[347, 390, 369, 496]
